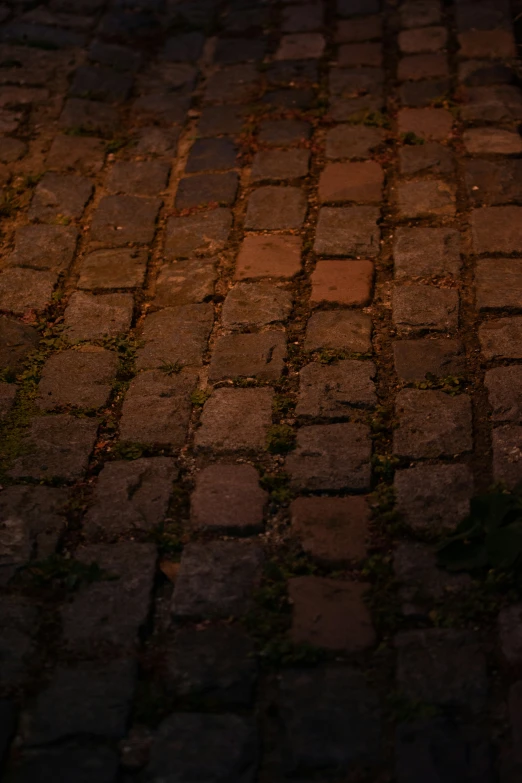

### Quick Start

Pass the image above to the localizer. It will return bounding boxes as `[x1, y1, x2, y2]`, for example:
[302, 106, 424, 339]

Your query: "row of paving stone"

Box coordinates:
[0, 0, 522, 780]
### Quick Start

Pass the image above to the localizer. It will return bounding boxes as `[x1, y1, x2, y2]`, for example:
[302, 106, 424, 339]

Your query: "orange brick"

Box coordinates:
[318, 161, 383, 204]
[235, 234, 301, 280]
[311, 259, 374, 306]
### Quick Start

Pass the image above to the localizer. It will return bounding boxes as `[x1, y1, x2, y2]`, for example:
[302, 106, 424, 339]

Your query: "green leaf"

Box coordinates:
[486, 523, 522, 570]
[470, 493, 520, 531]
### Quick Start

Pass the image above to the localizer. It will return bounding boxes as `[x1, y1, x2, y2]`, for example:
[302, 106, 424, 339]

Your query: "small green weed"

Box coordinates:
[401, 131, 425, 145]
[266, 424, 296, 454]
[191, 389, 211, 406]
[159, 360, 183, 376]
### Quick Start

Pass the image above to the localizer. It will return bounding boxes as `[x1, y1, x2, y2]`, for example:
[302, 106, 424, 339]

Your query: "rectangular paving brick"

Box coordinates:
[191, 464, 267, 535]
[304, 310, 372, 353]
[208, 332, 287, 381]
[393, 285, 459, 333]
[152, 258, 217, 308]
[251, 149, 310, 182]
[286, 422, 372, 491]
[106, 161, 170, 197]
[314, 206, 380, 256]
[136, 304, 214, 370]
[318, 161, 383, 204]
[311, 259, 374, 306]
[475, 259, 522, 310]
[397, 180, 456, 219]
[471, 207, 522, 254]
[175, 172, 239, 209]
[394, 389, 473, 459]
[0, 268, 57, 316]
[479, 317, 522, 359]
[235, 235, 302, 280]
[194, 388, 274, 453]
[291, 496, 370, 566]
[164, 209, 232, 259]
[8, 225, 78, 273]
[29, 173, 93, 222]
[90, 195, 161, 246]
[119, 370, 196, 447]
[245, 186, 307, 230]
[394, 227, 461, 279]
[325, 125, 385, 160]
[77, 248, 147, 290]
[37, 347, 117, 410]
[296, 360, 376, 416]
[395, 463, 473, 534]
[393, 339, 466, 381]
[465, 160, 522, 206]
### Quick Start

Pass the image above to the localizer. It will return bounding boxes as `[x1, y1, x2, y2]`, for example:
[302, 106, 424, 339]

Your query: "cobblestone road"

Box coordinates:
[0, 0, 522, 780]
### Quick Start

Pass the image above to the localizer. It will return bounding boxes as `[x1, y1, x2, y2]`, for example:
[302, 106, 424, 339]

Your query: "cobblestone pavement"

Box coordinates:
[0, 0, 522, 780]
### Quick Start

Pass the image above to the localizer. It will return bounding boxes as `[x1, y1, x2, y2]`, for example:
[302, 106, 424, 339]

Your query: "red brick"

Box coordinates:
[335, 16, 382, 42]
[291, 496, 370, 566]
[398, 53, 448, 82]
[400, 0, 441, 29]
[318, 161, 383, 204]
[235, 235, 301, 280]
[475, 259, 522, 311]
[458, 30, 516, 60]
[245, 186, 307, 230]
[325, 124, 385, 160]
[288, 577, 375, 652]
[463, 128, 522, 155]
[399, 26, 447, 53]
[338, 43, 382, 67]
[275, 33, 325, 60]
[398, 108, 453, 140]
[311, 259, 374, 306]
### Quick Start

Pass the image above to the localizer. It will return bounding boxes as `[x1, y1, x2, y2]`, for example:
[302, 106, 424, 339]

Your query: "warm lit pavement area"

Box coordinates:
[1, 0, 522, 779]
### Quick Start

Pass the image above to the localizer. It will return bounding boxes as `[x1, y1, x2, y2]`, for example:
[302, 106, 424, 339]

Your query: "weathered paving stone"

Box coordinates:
[492, 426, 522, 489]
[191, 463, 267, 534]
[329, 65, 383, 97]
[175, 172, 239, 209]
[59, 98, 119, 135]
[251, 149, 310, 182]
[394, 389, 472, 459]
[394, 227, 461, 279]
[162, 31, 205, 62]
[257, 119, 311, 146]
[165, 625, 257, 706]
[88, 39, 142, 73]
[393, 285, 459, 333]
[9, 415, 99, 482]
[186, 138, 237, 173]
[119, 371, 196, 447]
[282, 3, 323, 32]
[485, 367, 522, 424]
[165, 209, 232, 259]
[304, 310, 372, 353]
[208, 332, 287, 381]
[311, 259, 374, 306]
[0, 383, 16, 420]
[0, 317, 38, 374]
[291, 496, 369, 565]
[141, 714, 258, 783]
[275, 33, 325, 60]
[338, 0, 380, 16]
[395, 629, 488, 713]
[395, 719, 493, 783]
[458, 29, 516, 60]
[296, 360, 376, 417]
[466, 160, 522, 207]
[136, 304, 213, 370]
[245, 186, 307, 230]
[0, 268, 57, 316]
[0, 597, 38, 687]
[279, 668, 381, 773]
[394, 542, 471, 618]
[399, 25, 447, 53]
[222, 283, 292, 329]
[397, 107, 453, 140]
[400, 78, 451, 107]
[61, 542, 156, 652]
[198, 105, 246, 137]
[319, 161, 383, 203]
[397, 180, 456, 219]
[463, 127, 522, 155]
[459, 59, 515, 88]
[398, 53, 448, 82]
[134, 126, 180, 156]
[22, 659, 136, 745]
[70, 65, 132, 103]
[132, 93, 190, 125]
[172, 541, 264, 618]
[289, 577, 375, 651]
[461, 85, 522, 123]
[0, 138, 27, 164]
[106, 161, 170, 196]
[393, 339, 466, 381]
[83, 458, 177, 539]
[235, 235, 301, 280]
[4, 745, 119, 783]
[329, 94, 384, 121]
[29, 173, 93, 222]
[1, 22, 86, 48]
[8, 225, 78, 273]
[63, 292, 134, 341]
[90, 195, 161, 246]
[399, 141, 454, 176]
[204, 64, 259, 104]
[0, 486, 69, 581]
[400, 0, 441, 28]
[338, 42, 382, 67]
[37, 347, 117, 410]
[98, 10, 160, 40]
[152, 258, 216, 308]
[195, 388, 273, 453]
[479, 317, 522, 360]
[499, 604, 522, 667]
[314, 206, 380, 256]
[395, 464, 474, 533]
[286, 423, 372, 491]
[475, 259, 522, 311]
[215, 37, 266, 63]
[78, 248, 147, 290]
[46, 135, 106, 175]
[262, 87, 314, 110]
[325, 124, 385, 159]
[336, 15, 382, 41]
